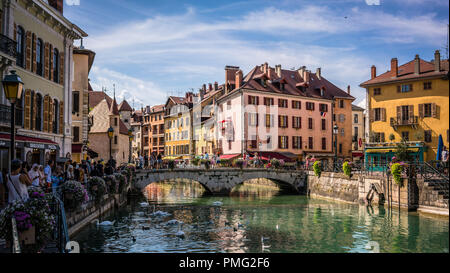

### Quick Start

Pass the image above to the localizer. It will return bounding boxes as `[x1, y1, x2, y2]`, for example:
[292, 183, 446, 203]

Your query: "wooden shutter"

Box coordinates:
[24, 90, 31, 130]
[409, 105, 414, 122]
[32, 33, 37, 73]
[418, 104, 424, 118]
[59, 101, 64, 135]
[25, 31, 32, 70]
[381, 108, 386, 122]
[44, 42, 49, 79]
[256, 96, 259, 105]
[285, 116, 288, 128]
[396, 106, 401, 122]
[43, 96, 49, 132]
[397, 86, 401, 93]
[31, 92, 37, 130]
[256, 113, 259, 127]
[49, 44, 53, 81]
[59, 52, 64, 85]
[48, 99, 53, 133]
[431, 103, 437, 118]
[286, 136, 289, 149]
[381, 133, 385, 142]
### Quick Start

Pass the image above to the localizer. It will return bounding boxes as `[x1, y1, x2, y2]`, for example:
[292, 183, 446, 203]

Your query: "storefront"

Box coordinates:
[364, 144, 425, 172]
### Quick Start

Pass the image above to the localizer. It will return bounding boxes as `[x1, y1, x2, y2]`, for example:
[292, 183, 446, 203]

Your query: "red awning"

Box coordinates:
[220, 154, 240, 160]
[72, 144, 83, 153]
[0, 133, 58, 145]
[257, 152, 294, 162]
[352, 152, 364, 157]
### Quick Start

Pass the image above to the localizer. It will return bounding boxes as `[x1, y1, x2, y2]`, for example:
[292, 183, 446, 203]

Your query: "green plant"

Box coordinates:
[343, 161, 352, 178]
[88, 177, 107, 202]
[391, 163, 405, 187]
[103, 175, 117, 194]
[313, 161, 321, 177]
[395, 139, 412, 162]
[114, 173, 128, 193]
[389, 133, 395, 142]
[62, 180, 89, 210]
[192, 157, 200, 166]
[270, 158, 281, 169]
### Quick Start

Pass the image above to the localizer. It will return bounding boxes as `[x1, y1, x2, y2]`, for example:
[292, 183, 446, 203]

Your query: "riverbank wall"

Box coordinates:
[306, 171, 448, 217]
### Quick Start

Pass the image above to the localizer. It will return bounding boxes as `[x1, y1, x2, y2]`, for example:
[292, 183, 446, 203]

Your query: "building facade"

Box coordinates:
[146, 104, 165, 158]
[71, 46, 95, 163]
[0, 0, 86, 170]
[216, 63, 351, 164]
[130, 109, 143, 161]
[360, 50, 449, 168]
[351, 104, 365, 162]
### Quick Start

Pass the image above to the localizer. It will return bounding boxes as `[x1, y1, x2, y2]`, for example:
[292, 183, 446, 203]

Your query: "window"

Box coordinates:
[114, 118, 118, 126]
[308, 118, 313, 129]
[322, 138, 327, 150]
[279, 136, 288, 149]
[250, 137, 257, 149]
[114, 136, 118, 144]
[374, 108, 382, 121]
[293, 117, 301, 129]
[354, 127, 359, 139]
[53, 99, 58, 134]
[306, 102, 315, 111]
[423, 103, 432, 117]
[339, 114, 345, 123]
[339, 100, 344, 108]
[265, 114, 274, 127]
[292, 101, 301, 109]
[339, 143, 342, 154]
[374, 132, 385, 143]
[73, 127, 80, 142]
[354, 114, 359, 124]
[401, 106, 409, 121]
[423, 82, 432, 90]
[264, 97, 274, 106]
[278, 99, 288, 108]
[279, 115, 288, 128]
[340, 128, 345, 136]
[248, 95, 258, 105]
[308, 137, 313, 149]
[321, 119, 326, 130]
[373, 88, 381, 95]
[248, 113, 258, 126]
[53, 48, 59, 83]
[401, 131, 409, 141]
[424, 130, 432, 143]
[319, 104, 328, 112]
[36, 38, 43, 76]
[16, 26, 25, 68]
[73, 91, 80, 113]
[293, 136, 302, 149]
[35, 93, 42, 131]
[398, 84, 413, 93]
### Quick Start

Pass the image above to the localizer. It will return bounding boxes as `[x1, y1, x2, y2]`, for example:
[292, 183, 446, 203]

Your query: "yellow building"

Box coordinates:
[360, 50, 449, 167]
[163, 94, 194, 161]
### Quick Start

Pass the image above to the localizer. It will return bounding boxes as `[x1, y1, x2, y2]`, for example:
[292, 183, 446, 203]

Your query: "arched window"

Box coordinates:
[36, 38, 43, 76]
[35, 93, 42, 131]
[53, 48, 59, 83]
[53, 99, 58, 134]
[16, 26, 25, 68]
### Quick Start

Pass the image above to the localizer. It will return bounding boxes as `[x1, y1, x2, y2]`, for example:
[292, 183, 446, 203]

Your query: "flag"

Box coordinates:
[320, 112, 327, 117]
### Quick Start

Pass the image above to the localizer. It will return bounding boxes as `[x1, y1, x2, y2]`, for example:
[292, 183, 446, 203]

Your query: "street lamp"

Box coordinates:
[107, 126, 114, 162]
[128, 128, 133, 163]
[333, 124, 338, 171]
[2, 71, 24, 161]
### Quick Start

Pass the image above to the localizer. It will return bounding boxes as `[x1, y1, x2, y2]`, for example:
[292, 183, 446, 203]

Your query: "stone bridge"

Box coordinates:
[133, 168, 308, 195]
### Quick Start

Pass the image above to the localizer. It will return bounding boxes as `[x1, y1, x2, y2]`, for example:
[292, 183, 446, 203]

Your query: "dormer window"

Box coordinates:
[280, 83, 285, 91]
[320, 89, 324, 97]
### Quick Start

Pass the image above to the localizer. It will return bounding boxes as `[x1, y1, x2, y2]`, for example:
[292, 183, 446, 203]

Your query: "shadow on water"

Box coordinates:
[73, 178, 449, 253]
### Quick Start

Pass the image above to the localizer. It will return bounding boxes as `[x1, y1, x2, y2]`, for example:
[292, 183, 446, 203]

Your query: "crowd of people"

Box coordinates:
[0, 157, 120, 209]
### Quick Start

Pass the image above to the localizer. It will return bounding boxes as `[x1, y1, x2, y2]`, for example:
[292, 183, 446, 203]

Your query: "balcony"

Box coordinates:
[0, 34, 17, 59]
[390, 116, 419, 129]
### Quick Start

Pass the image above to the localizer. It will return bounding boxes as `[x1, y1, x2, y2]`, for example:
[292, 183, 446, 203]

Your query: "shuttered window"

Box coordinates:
[73, 126, 80, 143]
[73, 91, 80, 113]
[308, 137, 313, 149]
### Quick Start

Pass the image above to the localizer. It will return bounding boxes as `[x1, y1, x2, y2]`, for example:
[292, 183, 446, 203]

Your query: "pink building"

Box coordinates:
[216, 63, 349, 162]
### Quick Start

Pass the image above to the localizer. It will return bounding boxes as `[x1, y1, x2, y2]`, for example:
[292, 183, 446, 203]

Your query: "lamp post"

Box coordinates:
[2, 71, 24, 161]
[333, 124, 338, 171]
[107, 126, 114, 162]
[128, 128, 133, 163]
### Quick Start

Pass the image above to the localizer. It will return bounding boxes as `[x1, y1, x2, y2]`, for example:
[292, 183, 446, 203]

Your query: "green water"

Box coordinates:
[73, 180, 449, 253]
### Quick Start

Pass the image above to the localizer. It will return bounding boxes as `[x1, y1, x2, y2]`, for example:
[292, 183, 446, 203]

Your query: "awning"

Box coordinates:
[257, 152, 294, 162]
[0, 133, 59, 150]
[365, 148, 420, 154]
[220, 154, 240, 160]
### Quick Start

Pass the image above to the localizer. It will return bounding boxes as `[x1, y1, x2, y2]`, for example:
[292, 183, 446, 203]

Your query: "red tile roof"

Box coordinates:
[360, 59, 449, 86]
[119, 119, 129, 135]
[118, 100, 133, 112]
[89, 91, 112, 109]
[150, 104, 165, 113]
[109, 97, 120, 115]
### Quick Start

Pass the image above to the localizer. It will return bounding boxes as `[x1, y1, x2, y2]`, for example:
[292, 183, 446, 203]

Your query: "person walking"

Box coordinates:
[6, 159, 32, 203]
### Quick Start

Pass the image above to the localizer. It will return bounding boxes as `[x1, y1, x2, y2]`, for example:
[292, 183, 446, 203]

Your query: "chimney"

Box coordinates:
[414, 54, 420, 74]
[225, 66, 239, 93]
[298, 66, 306, 80]
[371, 65, 376, 79]
[202, 84, 207, 93]
[263, 62, 269, 75]
[304, 70, 310, 84]
[434, 50, 441, 72]
[275, 65, 282, 78]
[391, 58, 398, 78]
[214, 81, 219, 91]
[48, 0, 63, 14]
[236, 70, 243, 89]
[208, 83, 213, 92]
[347, 85, 351, 94]
[316, 68, 321, 80]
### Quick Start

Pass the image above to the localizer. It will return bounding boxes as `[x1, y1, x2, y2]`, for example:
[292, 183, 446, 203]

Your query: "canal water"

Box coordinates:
[73, 179, 449, 253]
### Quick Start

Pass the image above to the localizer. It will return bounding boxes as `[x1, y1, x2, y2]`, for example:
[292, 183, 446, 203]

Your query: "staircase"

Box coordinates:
[421, 179, 449, 208]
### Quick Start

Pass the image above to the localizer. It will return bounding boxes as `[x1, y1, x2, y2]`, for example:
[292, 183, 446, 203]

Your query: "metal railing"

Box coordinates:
[0, 34, 17, 58]
[390, 116, 419, 127]
[11, 217, 21, 253]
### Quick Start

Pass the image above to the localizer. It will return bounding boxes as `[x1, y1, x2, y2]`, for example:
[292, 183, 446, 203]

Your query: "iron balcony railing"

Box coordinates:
[0, 34, 17, 58]
[390, 116, 419, 127]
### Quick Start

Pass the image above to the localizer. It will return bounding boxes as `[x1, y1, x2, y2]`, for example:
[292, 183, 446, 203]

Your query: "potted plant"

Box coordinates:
[343, 161, 353, 178]
[114, 173, 128, 193]
[103, 175, 117, 194]
[270, 158, 281, 169]
[192, 157, 200, 166]
[62, 180, 89, 210]
[313, 161, 322, 177]
[390, 162, 406, 187]
[88, 177, 107, 203]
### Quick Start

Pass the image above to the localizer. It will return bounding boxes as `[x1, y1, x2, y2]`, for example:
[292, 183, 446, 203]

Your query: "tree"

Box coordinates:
[395, 139, 412, 162]
[389, 133, 395, 142]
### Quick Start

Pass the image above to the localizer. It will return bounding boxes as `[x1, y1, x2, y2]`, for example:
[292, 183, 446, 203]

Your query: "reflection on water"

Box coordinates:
[73, 179, 449, 253]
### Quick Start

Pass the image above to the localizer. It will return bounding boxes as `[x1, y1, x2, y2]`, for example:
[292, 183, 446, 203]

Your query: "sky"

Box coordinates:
[63, 0, 449, 109]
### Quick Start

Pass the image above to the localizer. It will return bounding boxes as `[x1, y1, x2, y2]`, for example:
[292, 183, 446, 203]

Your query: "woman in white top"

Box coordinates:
[66, 165, 75, 180]
[28, 164, 41, 187]
[7, 159, 32, 203]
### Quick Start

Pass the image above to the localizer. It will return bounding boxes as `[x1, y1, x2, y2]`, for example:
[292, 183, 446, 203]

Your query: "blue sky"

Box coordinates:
[63, 0, 449, 108]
